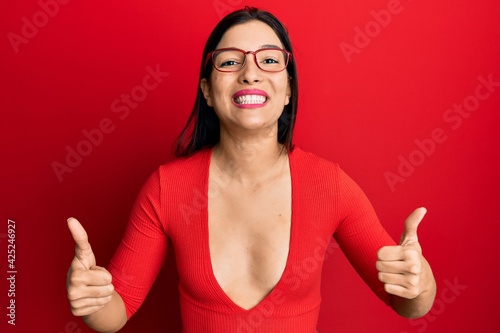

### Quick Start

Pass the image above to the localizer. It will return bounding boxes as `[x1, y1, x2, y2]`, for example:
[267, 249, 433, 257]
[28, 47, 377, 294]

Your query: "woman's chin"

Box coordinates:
[224, 119, 277, 136]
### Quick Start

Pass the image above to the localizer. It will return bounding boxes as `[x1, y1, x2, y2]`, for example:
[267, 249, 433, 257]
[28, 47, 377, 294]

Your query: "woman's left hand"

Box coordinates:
[376, 207, 434, 300]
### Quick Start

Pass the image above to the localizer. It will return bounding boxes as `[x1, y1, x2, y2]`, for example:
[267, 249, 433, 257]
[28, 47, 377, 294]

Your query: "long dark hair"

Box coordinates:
[175, 7, 299, 157]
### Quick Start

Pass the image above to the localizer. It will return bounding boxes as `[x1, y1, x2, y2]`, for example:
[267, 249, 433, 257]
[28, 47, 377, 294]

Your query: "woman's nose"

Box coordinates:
[239, 54, 262, 83]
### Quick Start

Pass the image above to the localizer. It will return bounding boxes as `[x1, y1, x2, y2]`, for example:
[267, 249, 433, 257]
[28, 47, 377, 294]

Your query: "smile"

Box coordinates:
[231, 89, 269, 108]
[233, 95, 268, 105]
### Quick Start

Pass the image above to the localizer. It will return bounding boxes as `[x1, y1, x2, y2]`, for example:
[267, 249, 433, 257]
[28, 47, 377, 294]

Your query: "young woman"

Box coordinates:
[66, 7, 436, 332]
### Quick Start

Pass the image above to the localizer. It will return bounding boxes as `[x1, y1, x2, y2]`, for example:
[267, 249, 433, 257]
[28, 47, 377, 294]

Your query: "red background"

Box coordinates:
[2, 0, 499, 332]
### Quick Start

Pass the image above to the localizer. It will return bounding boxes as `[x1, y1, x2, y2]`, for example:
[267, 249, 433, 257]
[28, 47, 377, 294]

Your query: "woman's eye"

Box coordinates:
[220, 60, 239, 67]
[263, 58, 279, 64]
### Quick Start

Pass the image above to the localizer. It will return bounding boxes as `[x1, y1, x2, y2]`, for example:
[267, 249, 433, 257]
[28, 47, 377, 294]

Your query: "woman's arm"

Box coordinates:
[332, 167, 436, 314]
[376, 208, 437, 318]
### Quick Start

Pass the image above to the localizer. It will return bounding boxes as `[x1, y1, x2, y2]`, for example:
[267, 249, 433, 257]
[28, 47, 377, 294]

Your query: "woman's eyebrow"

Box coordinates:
[260, 44, 281, 49]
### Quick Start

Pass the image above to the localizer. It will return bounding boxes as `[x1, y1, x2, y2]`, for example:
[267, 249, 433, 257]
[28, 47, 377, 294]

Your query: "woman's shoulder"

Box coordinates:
[158, 148, 212, 174]
[290, 145, 341, 173]
[141, 149, 212, 195]
[290, 146, 365, 200]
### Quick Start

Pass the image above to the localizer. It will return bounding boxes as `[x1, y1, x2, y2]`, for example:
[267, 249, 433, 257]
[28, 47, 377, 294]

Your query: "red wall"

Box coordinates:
[2, 0, 499, 332]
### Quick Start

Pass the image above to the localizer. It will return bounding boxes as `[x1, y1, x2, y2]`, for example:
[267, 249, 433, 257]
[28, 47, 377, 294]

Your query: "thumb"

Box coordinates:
[67, 217, 95, 269]
[400, 207, 427, 245]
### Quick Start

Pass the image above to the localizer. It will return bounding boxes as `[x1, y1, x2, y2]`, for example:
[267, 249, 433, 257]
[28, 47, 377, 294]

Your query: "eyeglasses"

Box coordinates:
[205, 47, 292, 73]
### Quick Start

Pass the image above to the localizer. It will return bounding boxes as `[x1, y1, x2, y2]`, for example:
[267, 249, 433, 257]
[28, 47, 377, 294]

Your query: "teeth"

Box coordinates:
[234, 95, 267, 105]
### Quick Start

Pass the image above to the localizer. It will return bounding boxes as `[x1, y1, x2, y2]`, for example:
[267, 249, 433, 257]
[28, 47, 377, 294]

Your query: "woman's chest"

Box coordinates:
[207, 178, 292, 308]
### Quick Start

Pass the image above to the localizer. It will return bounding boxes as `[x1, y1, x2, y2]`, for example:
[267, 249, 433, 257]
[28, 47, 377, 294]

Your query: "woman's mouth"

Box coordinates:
[233, 95, 268, 105]
[232, 89, 269, 108]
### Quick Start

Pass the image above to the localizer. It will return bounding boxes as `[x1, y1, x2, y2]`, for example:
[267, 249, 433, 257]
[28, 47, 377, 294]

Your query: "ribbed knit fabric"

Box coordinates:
[108, 147, 396, 332]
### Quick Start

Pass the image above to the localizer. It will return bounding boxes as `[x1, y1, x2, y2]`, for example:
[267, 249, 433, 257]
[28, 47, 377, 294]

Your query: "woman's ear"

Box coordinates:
[200, 78, 213, 107]
[284, 77, 292, 106]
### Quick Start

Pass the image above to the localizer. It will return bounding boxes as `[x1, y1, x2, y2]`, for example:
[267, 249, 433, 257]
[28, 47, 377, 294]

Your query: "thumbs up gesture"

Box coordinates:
[376, 208, 433, 300]
[66, 218, 114, 316]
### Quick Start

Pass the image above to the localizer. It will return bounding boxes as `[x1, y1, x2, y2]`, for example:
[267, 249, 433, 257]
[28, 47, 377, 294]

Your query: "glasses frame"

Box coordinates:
[204, 47, 293, 73]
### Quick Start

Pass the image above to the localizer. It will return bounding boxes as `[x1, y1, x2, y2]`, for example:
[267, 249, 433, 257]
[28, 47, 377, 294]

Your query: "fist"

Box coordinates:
[66, 217, 114, 316]
[376, 208, 427, 299]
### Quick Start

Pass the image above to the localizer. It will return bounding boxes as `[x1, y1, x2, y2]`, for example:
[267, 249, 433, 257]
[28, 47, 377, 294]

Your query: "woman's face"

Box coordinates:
[201, 20, 291, 138]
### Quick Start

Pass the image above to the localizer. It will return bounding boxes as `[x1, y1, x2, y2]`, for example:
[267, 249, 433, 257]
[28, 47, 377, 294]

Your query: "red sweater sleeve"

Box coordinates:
[107, 170, 168, 319]
[333, 166, 397, 305]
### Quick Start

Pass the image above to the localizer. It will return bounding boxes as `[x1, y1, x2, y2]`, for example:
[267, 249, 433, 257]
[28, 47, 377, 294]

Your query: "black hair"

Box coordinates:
[175, 6, 298, 156]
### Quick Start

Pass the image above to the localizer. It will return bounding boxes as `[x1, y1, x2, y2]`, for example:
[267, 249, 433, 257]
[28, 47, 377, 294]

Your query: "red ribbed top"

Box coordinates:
[108, 147, 395, 332]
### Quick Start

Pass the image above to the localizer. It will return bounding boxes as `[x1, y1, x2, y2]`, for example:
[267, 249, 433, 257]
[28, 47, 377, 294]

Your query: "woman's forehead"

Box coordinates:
[216, 21, 283, 50]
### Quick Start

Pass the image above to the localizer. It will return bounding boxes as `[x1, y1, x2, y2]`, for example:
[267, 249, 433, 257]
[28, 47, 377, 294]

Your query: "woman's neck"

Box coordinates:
[212, 130, 288, 186]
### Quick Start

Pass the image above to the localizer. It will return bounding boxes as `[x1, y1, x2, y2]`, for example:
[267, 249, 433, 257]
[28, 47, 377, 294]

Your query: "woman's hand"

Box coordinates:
[376, 208, 436, 318]
[66, 218, 115, 317]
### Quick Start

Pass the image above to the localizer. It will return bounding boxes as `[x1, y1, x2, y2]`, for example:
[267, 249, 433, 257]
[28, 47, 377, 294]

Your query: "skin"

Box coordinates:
[201, 20, 292, 310]
[66, 20, 436, 332]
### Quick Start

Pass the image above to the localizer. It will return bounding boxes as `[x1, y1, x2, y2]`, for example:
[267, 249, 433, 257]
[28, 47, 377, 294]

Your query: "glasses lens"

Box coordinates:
[212, 49, 245, 72]
[256, 49, 288, 72]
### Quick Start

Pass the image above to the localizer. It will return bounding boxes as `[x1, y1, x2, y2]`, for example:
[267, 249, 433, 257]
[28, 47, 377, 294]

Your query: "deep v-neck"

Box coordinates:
[203, 147, 296, 312]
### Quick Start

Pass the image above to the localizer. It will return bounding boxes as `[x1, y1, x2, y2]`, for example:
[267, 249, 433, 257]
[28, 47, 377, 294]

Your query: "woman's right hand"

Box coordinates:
[66, 217, 115, 317]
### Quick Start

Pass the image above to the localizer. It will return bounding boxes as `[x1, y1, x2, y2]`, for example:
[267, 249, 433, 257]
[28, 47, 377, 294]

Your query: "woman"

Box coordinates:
[66, 7, 436, 332]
